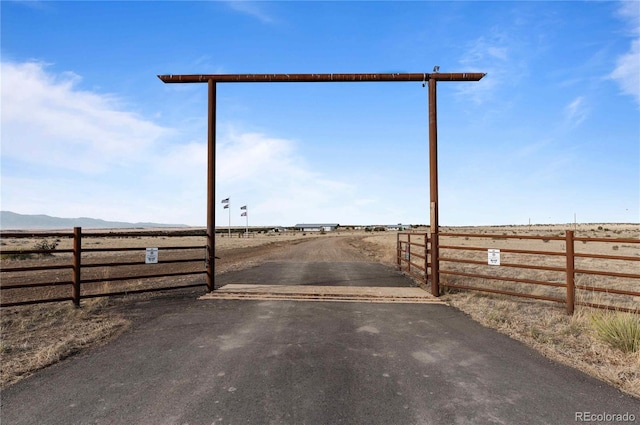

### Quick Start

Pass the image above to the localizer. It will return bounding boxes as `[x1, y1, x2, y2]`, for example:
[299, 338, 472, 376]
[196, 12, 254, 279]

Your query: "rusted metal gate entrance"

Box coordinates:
[397, 232, 432, 289]
[158, 72, 485, 293]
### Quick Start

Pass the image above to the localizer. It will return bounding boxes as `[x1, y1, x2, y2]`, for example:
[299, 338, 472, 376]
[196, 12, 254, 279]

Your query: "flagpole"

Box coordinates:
[240, 205, 248, 238]
[221, 197, 231, 238]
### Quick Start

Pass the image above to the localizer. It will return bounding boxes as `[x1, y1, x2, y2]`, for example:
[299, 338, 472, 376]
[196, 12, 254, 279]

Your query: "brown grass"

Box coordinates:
[442, 292, 640, 397]
[0, 298, 129, 388]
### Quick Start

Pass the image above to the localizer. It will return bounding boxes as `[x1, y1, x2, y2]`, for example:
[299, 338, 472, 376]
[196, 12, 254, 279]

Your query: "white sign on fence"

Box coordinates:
[488, 249, 500, 266]
[145, 247, 158, 264]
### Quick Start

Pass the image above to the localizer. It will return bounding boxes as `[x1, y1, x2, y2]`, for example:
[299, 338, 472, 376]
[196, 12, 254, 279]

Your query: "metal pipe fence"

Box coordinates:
[1, 227, 207, 307]
[397, 232, 430, 285]
[398, 231, 639, 315]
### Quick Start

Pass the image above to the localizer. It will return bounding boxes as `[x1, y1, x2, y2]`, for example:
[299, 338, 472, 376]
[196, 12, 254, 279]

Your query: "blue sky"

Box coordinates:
[1, 1, 638, 227]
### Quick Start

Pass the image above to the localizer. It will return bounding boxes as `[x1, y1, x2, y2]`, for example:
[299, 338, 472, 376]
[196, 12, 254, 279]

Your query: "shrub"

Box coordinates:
[590, 311, 640, 353]
[33, 239, 58, 257]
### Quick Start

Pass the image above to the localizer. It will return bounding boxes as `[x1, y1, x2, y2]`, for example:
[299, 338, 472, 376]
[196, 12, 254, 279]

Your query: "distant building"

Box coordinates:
[295, 223, 340, 232]
[386, 224, 411, 231]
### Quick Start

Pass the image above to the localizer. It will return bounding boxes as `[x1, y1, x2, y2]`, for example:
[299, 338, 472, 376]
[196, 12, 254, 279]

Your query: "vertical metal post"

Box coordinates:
[424, 233, 429, 286]
[428, 78, 440, 296]
[72, 227, 82, 307]
[206, 80, 216, 292]
[430, 232, 440, 296]
[407, 233, 411, 274]
[566, 230, 575, 315]
[396, 233, 401, 270]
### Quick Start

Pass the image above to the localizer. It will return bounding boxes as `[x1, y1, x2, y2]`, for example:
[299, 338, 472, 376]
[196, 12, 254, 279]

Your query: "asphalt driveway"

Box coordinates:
[2, 261, 638, 424]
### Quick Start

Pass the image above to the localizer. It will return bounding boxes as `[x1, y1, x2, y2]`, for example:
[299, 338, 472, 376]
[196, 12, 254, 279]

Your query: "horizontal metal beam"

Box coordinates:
[158, 73, 486, 84]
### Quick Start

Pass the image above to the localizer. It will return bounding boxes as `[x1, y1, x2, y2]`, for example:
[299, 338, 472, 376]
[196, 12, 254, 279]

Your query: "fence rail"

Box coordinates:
[397, 232, 430, 287]
[398, 231, 639, 315]
[1, 227, 207, 307]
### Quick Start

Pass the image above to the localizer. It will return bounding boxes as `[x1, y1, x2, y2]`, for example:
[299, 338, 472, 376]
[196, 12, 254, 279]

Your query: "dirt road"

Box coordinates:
[214, 236, 374, 275]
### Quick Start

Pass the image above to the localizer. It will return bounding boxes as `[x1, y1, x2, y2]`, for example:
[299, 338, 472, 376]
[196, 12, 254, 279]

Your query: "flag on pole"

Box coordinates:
[241, 212, 247, 217]
[240, 205, 247, 210]
[221, 198, 229, 204]
[224, 204, 229, 209]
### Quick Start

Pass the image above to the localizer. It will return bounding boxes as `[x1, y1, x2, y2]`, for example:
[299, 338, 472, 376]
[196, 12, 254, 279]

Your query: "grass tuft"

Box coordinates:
[590, 311, 640, 353]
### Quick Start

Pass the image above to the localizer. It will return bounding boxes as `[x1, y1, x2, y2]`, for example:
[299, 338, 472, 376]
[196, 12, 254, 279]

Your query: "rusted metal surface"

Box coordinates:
[0, 232, 74, 238]
[72, 227, 81, 306]
[439, 231, 638, 314]
[397, 233, 430, 288]
[441, 282, 565, 304]
[440, 270, 566, 288]
[400, 231, 639, 314]
[439, 232, 566, 241]
[574, 268, 640, 279]
[428, 78, 440, 297]
[0, 248, 74, 254]
[407, 251, 427, 261]
[159, 72, 486, 296]
[575, 285, 640, 297]
[206, 79, 216, 293]
[1, 264, 72, 273]
[439, 244, 567, 257]
[574, 236, 640, 243]
[158, 73, 486, 84]
[0, 228, 207, 307]
[1, 297, 73, 308]
[81, 230, 206, 237]
[1, 281, 73, 290]
[574, 252, 640, 261]
[82, 246, 202, 252]
[82, 258, 202, 268]
[439, 256, 566, 272]
[430, 232, 440, 296]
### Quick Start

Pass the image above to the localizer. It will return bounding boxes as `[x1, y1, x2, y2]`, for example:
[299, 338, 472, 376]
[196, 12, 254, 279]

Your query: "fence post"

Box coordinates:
[430, 232, 440, 297]
[565, 230, 575, 315]
[396, 233, 401, 270]
[424, 233, 429, 286]
[407, 233, 411, 274]
[72, 227, 82, 307]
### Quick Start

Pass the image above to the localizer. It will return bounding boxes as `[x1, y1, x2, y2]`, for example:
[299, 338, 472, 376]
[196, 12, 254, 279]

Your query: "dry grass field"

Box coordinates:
[1, 224, 639, 397]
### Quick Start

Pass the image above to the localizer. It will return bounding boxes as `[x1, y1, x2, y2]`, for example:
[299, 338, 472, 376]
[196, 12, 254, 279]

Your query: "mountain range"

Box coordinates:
[0, 211, 188, 230]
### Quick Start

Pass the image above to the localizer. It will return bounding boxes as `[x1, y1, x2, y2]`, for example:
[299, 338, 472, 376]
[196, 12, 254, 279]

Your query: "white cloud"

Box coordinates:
[610, 1, 640, 105]
[213, 129, 375, 226]
[610, 39, 640, 105]
[0, 60, 392, 226]
[456, 27, 530, 106]
[224, 1, 275, 24]
[0, 61, 203, 223]
[1, 61, 171, 173]
[564, 96, 588, 127]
